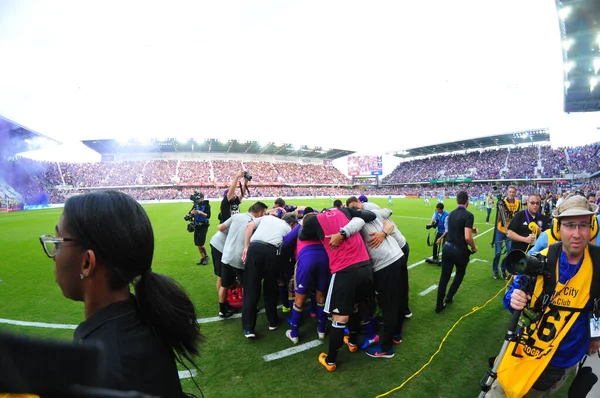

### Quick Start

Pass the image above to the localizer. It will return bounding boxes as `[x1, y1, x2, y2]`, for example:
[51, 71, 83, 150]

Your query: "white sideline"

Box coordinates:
[0, 318, 77, 329]
[407, 227, 493, 271]
[418, 272, 456, 296]
[178, 369, 197, 379]
[0, 306, 282, 329]
[263, 339, 323, 362]
[0, 230, 495, 329]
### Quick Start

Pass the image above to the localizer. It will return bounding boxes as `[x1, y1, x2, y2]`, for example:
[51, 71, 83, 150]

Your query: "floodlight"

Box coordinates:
[562, 38, 574, 51]
[558, 6, 571, 20]
[590, 77, 598, 91]
[594, 59, 600, 74]
[564, 61, 574, 73]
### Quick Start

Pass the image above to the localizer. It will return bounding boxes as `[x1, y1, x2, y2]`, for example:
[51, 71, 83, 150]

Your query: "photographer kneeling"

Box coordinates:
[188, 192, 211, 265]
[487, 195, 600, 397]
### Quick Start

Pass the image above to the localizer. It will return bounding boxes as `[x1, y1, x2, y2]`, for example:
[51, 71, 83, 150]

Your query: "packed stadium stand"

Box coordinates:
[1, 139, 598, 207]
[1, 118, 599, 208]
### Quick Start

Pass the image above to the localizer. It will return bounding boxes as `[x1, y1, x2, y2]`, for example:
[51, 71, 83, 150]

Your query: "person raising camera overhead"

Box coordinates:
[219, 170, 250, 223]
[486, 194, 600, 397]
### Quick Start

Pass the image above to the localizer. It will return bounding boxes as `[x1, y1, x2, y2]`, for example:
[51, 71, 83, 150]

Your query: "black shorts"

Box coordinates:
[324, 262, 372, 316]
[221, 263, 244, 288]
[194, 223, 209, 246]
[210, 245, 223, 277]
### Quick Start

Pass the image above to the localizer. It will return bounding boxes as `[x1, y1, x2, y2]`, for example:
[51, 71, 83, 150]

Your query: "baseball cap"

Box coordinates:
[358, 195, 368, 203]
[552, 194, 598, 219]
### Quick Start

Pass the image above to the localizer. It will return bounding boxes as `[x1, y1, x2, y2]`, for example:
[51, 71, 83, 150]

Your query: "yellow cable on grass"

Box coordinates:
[375, 279, 512, 398]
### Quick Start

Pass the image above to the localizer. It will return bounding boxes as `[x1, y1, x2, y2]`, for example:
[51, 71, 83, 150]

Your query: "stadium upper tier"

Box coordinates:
[382, 142, 600, 184]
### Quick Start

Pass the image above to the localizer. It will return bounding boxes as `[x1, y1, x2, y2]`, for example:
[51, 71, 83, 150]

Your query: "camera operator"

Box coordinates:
[492, 185, 521, 280]
[189, 192, 211, 265]
[425, 203, 449, 265]
[435, 191, 478, 313]
[506, 193, 550, 265]
[487, 195, 600, 397]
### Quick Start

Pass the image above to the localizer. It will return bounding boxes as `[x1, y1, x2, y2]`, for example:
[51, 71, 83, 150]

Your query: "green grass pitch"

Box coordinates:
[0, 197, 569, 397]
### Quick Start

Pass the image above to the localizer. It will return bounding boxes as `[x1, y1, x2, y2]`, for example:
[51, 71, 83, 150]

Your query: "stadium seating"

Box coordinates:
[3, 142, 599, 204]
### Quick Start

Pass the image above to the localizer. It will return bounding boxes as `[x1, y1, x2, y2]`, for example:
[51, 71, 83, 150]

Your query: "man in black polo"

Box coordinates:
[435, 191, 478, 313]
[506, 193, 550, 257]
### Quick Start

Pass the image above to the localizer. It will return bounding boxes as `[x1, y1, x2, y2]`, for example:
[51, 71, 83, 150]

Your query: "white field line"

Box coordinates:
[407, 227, 493, 271]
[0, 318, 77, 329]
[0, 305, 283, 329]
[2, 230, 496, 330]
[418, 272, 456, 296]
[407, 259, 426, 270]
[263, 339, 323, 362]
[178, 369, 197, 379]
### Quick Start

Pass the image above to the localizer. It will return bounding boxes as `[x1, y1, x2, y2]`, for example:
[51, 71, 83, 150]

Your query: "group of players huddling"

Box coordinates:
[191, 171, 410, 370]
[189, 170, 600, 374]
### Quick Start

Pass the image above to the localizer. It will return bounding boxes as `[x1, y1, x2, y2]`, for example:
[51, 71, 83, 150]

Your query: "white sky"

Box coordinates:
[0, 0, 599, 162]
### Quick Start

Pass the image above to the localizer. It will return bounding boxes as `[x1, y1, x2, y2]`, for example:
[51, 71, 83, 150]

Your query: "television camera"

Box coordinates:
[492, 185, 509, 231]
[185, 192, 209, 233]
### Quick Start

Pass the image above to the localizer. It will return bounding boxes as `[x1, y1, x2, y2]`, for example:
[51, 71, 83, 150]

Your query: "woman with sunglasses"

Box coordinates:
[40, 191, 201, 397]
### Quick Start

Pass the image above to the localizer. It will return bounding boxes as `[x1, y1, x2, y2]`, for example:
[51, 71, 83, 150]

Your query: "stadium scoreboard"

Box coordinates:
[347, 155, 383, 176]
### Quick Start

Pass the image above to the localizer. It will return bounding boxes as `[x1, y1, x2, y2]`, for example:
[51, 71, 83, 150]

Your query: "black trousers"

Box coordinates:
[401, 242, 410, 307]
[432, 232, 444, 259]
[436, 243, 470, 307]
[241, 241, 279, 332]
[374, 257, 408, 351]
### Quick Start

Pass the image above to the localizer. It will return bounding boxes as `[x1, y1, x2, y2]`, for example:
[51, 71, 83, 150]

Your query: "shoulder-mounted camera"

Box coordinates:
[492, 186, 504, 201]
[190, 191, 205, 205]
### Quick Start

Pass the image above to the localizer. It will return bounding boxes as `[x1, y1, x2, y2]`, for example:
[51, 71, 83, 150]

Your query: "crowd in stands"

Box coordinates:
[566, 142, 600, 173]
[143, 160, 178, 185]
[383, 143, 600, 184]
[35, 182, 557, 205]
[3, 141, 599, 205]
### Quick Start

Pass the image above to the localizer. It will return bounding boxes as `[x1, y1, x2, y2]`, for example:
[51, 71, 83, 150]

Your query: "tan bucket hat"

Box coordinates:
[552, 194, 598, 219]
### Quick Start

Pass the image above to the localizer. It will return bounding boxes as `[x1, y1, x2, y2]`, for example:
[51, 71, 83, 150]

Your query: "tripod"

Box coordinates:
[478, 308, 522, 397]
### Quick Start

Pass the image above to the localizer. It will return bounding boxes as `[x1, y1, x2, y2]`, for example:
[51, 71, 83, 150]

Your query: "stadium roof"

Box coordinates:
[81, 138, 355, 160]
[0, 115, 59, 156]
[392, 129, 550, 158]
[556, 0, 600, 112]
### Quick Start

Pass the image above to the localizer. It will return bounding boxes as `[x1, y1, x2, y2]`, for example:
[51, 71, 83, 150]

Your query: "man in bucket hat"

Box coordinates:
[486, 194, 600, 397]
